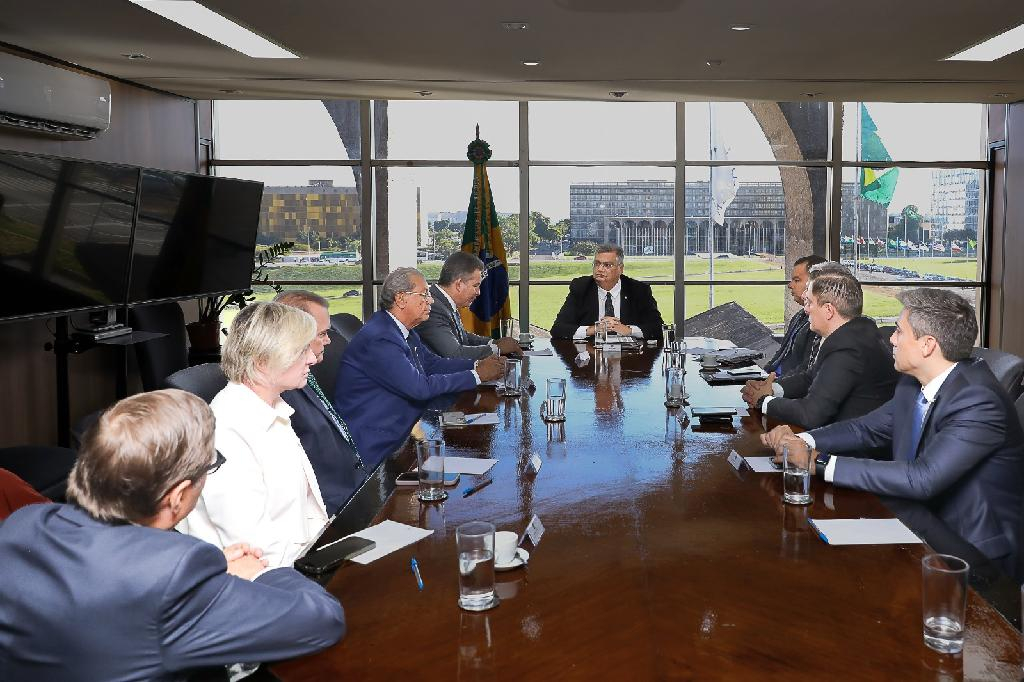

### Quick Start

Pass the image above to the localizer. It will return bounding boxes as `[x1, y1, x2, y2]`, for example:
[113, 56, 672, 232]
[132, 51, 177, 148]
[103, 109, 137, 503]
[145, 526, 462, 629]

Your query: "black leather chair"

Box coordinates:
[311, 329, 349, 400]
[129, 302, 189, 392]
[331, 313, 363, 342]
[972, 347, 1024, 400]
[0, 445, 79, 501]
[165, 363, 229, 404]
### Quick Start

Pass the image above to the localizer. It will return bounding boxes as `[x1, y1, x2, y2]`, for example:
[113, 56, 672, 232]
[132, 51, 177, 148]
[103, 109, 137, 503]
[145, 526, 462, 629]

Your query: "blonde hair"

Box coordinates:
[221, 301, 316, 385]
[67, 389, 215, 523]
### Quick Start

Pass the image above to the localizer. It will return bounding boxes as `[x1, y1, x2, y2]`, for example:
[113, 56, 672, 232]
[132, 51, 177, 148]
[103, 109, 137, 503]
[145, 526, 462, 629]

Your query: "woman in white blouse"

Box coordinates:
[178, 302, 329, 567]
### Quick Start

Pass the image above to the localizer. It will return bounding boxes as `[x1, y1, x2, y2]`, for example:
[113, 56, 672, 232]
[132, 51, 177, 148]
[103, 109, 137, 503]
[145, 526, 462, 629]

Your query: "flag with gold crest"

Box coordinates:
[460, 132, 511, 338]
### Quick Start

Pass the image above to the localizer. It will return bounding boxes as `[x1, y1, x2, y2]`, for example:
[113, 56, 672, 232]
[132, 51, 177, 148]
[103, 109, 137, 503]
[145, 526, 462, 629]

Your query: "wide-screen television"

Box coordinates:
[128, 170, 263, 305]
[0, 151, 138, 322]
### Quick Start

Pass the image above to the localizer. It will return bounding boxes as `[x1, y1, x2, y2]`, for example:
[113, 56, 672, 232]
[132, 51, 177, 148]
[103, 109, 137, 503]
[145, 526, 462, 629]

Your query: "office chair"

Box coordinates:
[165, 363, 228, 404]
[330, 313, 363, 341]
[0, 445, 78, 501]
[311, 329, 348, 400]
[971, 347, 1024, 400]
[129, 302, 189, 392]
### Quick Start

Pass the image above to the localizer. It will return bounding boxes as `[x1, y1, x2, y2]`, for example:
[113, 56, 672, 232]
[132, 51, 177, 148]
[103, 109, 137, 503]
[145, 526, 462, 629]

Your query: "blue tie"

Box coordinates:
[905, 391, 929, 460]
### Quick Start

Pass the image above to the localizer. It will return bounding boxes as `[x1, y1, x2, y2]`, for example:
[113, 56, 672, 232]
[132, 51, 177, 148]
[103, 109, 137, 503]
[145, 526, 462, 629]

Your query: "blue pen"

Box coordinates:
[462, 478, 493, 498]
[410, 557, 424, 590]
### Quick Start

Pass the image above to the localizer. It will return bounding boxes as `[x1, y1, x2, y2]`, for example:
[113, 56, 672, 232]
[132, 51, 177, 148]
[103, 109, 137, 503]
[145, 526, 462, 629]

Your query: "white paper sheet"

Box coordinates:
[344, 520, 434, 565]
[808, 518, 922, 546]
[424, 455, 498, 476]
[442, 412, 499, 426]
[743, 456, 780, 473]
[522, 348, 553, 356]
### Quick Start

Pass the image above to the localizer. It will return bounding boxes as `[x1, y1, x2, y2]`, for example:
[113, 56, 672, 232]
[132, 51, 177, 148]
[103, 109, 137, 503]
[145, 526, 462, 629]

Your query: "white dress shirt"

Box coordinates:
[573, 279, 643, 339]
[388, 311, 481, 383]
[799, 362, 958, 482]
[177, 381, 328, 568]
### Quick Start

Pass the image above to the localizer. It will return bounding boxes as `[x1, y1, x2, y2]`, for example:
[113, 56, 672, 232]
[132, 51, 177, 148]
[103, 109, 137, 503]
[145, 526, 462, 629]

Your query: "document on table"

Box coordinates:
[345, 520, 434, 564]
[808, 518, 922, 546]
[423, 455, 498, 476]
[442, 412, 499, 426]
[743, 456, 780, 473]
[522, 348, 553, 356]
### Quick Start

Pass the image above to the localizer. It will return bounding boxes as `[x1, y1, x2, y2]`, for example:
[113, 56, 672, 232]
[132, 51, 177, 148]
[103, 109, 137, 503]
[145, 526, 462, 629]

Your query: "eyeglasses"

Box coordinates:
[205, 451, 226, 476]
[404, 290, 433, 301]
[593, 260, 620, 270]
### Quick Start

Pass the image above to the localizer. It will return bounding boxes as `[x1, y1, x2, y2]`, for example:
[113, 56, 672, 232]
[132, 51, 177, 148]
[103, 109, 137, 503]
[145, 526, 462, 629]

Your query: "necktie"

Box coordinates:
[604, 291, 615, 320]
[905, 391, 929, 460]
[770, 313, 806, 374]
[807, 334, 822, 367]
[306, 374, 366, 470]
[453, 308, 466, 343]
[407, 336, 425, 373]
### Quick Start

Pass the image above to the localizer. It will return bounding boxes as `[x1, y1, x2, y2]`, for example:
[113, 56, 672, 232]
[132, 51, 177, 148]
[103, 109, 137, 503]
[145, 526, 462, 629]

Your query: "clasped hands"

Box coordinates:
[741, 372, 777, 408]
[223, 542, 268, 580]
[587, 317, 632, 337]
[474, 354, 507, 382]
[760, 424, 815, 468]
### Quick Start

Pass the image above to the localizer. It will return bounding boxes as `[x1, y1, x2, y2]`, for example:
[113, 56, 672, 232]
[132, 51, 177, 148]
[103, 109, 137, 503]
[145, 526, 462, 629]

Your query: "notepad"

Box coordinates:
[808, 518, 922, 546]
[743, 456, 780, 473]
[522, 348, 553, 356]
[423, 455, 498, 476]
[442, 412, 499, 426]
[343, 520, 434, 565]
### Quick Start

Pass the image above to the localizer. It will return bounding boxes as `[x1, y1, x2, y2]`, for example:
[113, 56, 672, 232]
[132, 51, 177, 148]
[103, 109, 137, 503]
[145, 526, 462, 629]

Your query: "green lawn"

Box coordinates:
[863, 257, 978, 280]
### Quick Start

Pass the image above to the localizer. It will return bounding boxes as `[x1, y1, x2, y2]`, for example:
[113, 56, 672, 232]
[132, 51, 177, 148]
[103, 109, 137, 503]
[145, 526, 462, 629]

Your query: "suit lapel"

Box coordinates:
[433, 284, 465, 342]
[619, 277, 629, 322]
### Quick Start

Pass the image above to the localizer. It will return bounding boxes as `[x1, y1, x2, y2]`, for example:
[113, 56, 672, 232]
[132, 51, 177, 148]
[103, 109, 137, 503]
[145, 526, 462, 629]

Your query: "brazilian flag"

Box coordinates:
[860, 104, 899, 207]
[460, 136, 511, 338]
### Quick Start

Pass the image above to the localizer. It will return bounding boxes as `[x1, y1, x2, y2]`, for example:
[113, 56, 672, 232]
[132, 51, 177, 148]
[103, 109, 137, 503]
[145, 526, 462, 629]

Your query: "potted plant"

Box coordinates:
[185, 241, 294, 352]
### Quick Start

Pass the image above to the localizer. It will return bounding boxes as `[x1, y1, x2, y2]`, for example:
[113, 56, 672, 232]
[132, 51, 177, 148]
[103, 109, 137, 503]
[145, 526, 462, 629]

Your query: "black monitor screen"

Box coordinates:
[129, 171, 262, 304]
[0, 153, 137, 322]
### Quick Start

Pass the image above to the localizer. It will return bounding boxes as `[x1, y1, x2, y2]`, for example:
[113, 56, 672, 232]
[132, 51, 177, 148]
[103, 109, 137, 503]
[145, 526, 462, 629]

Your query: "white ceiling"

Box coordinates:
[2, 0, 1023, 102]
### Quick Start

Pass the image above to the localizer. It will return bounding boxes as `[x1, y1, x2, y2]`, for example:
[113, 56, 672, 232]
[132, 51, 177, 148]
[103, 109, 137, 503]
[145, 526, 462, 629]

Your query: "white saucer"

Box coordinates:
[495, 547, 529, 571]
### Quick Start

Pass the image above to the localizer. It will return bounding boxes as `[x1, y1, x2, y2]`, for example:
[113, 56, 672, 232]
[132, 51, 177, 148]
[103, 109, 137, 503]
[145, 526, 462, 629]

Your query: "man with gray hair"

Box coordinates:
[742, 268, 897, 429]
[550, 243, 664, 339]
[418, 251, 522, 359]
[334, 267, 505, 466]
[764, 289, 1024, 574]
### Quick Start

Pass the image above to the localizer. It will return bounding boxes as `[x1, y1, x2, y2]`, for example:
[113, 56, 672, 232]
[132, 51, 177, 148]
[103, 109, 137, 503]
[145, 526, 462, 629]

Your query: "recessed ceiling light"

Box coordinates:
[730, 24, 753, 31]
[502, 22, 529, 31]
[121, 52, 150, 60]
[945, 22, 1024, 61]
[415, 90, 433, 97]
[802, 92, 823, 98]
[706, 59, 723, 67]
[128, 0, 298, 58]
[994, 92, 1011, 98]
[219, 89, 241, 94]
[609, 91, 627, 98]
[522, 60, 541, 66]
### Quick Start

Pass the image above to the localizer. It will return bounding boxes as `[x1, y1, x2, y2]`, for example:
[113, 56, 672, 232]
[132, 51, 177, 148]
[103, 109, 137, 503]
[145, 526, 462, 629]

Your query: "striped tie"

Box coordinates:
[306, 374, 365, 470]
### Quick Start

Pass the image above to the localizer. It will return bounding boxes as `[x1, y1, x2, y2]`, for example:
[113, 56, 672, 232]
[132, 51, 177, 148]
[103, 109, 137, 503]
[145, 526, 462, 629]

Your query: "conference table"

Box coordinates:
[271, 339, 1022, 680]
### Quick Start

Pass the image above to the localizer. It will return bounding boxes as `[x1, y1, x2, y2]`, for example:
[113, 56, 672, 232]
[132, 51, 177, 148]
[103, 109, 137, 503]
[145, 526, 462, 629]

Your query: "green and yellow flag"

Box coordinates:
[860, 103, 899, 206]
[460, 135, 511, 338]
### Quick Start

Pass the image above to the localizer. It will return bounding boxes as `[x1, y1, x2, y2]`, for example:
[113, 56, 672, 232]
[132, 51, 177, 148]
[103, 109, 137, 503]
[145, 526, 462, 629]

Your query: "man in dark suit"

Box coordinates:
[742, 267, 897, 429]
[335, 267, 505, 467]
[764, 289, 1024, 573]
[276, 290, 368, 514]
[0, 389, 345, 681]
[418, 251, 521, 360]
[765, 254, 826, 377]
[550, 243, 664, 339]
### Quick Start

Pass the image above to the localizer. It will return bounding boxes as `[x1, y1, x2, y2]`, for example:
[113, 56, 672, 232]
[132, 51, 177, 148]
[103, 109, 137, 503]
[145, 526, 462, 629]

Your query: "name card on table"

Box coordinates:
[727, 450, 746, 471]
[522, 514, 545, 547]
[527, 454, 543, 476]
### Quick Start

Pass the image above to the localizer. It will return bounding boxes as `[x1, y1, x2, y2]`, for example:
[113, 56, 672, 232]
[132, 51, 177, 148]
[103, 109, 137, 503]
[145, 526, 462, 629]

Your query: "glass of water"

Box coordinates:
[665, 367, 686, 408]
[415, 438, 447, 502]
[542, 378, 567, 422]
[500, 318, 515, 338]
[502, 357, 523, 396]
[457, 521, 499, 612]
[922, 554, 969, 654]
[782, 441, 812, 505]
[595, 318, 609, 345]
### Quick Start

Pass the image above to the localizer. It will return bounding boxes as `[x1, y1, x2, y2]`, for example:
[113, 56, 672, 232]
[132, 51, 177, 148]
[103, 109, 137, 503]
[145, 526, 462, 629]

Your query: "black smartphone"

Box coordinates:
[294, 536, 376, 576]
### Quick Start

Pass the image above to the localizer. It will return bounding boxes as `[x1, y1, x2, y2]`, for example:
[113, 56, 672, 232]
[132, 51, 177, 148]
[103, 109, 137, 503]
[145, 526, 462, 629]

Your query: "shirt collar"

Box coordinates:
[386, 310, 411, 339]
[435, 284, 459, 315]
[599, 279, 622, 298]
[921, 362, 958, 403]
[221, 381, 294, 431]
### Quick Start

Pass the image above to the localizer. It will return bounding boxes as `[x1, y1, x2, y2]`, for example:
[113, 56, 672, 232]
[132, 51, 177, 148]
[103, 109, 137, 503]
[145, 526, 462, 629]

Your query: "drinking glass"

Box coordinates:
[661, 323, 675, 347]
[416, 438, 447, 502]
[595, 318, 609, 345]
[922, 554, 969, 654]
[500, 318, 514, 338]
[542, 377, 566, 422]
[665, 367, 686, 408]
[502, 357, 523, 396]
[782, 441, 812, 505]
[457, 521, 499, 611]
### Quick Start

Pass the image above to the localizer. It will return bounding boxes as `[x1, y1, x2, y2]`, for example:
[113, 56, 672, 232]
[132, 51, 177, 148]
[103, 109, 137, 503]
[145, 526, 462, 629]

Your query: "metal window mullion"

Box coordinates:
[840, 160, 989, 169]
[359, 100, 374, 320]
[519, 101, 530, 331]
[675, 101, 686, 329]
[829, 101, 843, 261]
[209, 159, 361, 166]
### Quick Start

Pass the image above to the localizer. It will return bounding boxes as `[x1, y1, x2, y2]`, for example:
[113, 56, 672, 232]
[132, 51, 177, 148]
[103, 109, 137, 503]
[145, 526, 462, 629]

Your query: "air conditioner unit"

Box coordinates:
[0, 52, 111, 140]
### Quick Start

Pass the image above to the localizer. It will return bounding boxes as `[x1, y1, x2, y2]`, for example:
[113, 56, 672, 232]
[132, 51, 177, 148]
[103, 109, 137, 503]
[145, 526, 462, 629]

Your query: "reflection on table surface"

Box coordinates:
[272, 340, 1022, 681]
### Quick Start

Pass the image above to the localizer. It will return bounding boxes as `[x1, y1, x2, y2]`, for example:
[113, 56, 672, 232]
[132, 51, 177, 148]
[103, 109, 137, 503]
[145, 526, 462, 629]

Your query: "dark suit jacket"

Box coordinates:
[550, 274, 664, 339]
[809, 359, 1024, 562]
[282, 384, 368, 515]
[417, 284, 494, 360]
[334, 310, 476, 467]
[766, 309, 817, 377]
[0, 504, 345, 681]
[767, 316, 898, 429]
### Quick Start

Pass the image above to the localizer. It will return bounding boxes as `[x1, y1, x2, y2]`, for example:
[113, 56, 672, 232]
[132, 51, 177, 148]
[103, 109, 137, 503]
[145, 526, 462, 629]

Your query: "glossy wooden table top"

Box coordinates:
[273, 340, 1022, 681]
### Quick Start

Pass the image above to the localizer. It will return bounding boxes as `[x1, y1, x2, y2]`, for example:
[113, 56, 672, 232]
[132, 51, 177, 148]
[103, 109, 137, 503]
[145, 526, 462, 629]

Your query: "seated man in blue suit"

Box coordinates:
[0, 389, 345, 681]
[334, 267, 505, 467]
[276, 289, 368, 513]
[763, 288, 1024, 574]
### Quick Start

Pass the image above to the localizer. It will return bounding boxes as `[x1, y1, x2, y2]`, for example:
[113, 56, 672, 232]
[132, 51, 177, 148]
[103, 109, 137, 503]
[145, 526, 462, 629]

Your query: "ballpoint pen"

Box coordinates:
[410, 557, 424, 590]
[464, 414, 481, 424]
[462, 478, 493, 498]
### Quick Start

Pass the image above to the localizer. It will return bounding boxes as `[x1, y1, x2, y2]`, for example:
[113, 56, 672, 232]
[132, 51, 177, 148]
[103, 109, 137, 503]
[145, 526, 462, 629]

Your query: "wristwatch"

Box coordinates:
[814, 452, 832, 479]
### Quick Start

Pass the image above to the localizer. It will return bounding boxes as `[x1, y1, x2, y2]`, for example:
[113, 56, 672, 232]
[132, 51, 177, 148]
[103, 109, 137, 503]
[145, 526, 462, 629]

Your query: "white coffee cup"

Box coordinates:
[700, 356, 718, 369]
[495, 531, 519, 565]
